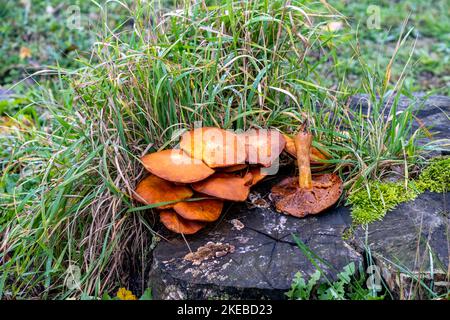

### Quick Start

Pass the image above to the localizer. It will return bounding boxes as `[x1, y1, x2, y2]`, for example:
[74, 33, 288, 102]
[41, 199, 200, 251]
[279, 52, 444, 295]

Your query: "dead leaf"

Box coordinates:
[19, 46, 32, 60]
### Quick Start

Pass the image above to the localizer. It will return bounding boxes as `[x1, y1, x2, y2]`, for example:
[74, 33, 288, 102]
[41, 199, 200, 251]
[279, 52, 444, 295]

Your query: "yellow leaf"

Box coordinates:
[19, 46, 32, 60]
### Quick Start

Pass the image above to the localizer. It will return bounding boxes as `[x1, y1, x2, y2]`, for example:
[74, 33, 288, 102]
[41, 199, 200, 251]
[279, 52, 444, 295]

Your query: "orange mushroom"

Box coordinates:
[173, 197, 224, 222]
[159, 210, 206, 234]
[192, 172, 252, 202]
[283, 134, 297, 158]
[283, 134, 330, 164]
[246, 166, 268, 186]
[220, 164, 248, 173]
[271, 124, 342, 217]
[242, 170, 254, 186]
[180, 127, 246, 168]
[133, 175, 193, 209]
[141, 149, 214, 183]
[244, 129, 286, 167]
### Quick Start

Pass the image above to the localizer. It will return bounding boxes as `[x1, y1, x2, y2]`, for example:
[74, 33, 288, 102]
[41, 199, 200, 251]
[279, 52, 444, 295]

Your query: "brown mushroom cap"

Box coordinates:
[271, 174, 343, 217]
[173, 198, 224, 222]
[141, 149, 214, 183]
[220, 164, 248, 173]
[246, 166, 268, 186]
[133, 175, 193, 209]
[242, 171, 254, 186]
[244, 129, 286, 167]
[180, 127, 246, 168]
[159, 210, 206, 234]
[191, 172, 252, 201]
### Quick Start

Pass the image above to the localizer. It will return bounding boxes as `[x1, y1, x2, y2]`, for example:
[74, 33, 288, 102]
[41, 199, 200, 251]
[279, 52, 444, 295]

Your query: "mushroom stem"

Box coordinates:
[294, 129, 313, 190]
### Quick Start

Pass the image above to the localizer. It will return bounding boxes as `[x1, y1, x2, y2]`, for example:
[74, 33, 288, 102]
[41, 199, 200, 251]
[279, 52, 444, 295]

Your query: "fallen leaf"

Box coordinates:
[19, 46, 32, 60]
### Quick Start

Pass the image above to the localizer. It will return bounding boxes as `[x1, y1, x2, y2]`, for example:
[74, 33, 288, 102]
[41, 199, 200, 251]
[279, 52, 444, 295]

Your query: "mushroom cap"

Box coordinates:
[283, 134, 297, 157]
[247, 166, 268, 186]
[141, 149, 214, 183]
[133, 175, 193, 209]
[241, 171, 254, 186]
[191, 172, 252, 201]
[180, 127, 246, 168]
[270, 173, 342, 217]
[159, 210, 206, 234]
[283, 134, 330, 164]
[220, 164, 248, 173]
[173, 198, 224, 222]
[244, 129, 286, 167]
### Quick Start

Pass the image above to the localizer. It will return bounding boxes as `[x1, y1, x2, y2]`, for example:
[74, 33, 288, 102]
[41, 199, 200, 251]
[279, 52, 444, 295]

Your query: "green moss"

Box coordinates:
[341, 227, 355, 241]
[349, 182, 419, 225]
[349, 157, 449, 225]
[415, 157, 450, 193]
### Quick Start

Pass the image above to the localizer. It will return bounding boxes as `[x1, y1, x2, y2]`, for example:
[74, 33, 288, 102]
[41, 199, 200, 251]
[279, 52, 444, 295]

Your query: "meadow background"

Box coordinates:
[0, 0, 448, 299]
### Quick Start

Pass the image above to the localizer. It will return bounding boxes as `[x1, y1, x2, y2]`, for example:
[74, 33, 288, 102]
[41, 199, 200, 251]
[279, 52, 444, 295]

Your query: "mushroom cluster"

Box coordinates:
[133, 127, 336, 235]
[133, 128, 287, 234]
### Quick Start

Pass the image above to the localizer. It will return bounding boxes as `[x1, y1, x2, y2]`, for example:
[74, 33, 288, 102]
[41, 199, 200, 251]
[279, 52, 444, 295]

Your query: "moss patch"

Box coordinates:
[349, 157, 449, 225]
[416, 157, 450, 193]
[348, 182, 418, 225]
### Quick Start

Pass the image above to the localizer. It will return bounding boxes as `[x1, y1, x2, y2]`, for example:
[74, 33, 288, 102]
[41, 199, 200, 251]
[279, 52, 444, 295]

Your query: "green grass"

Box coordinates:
[326, 0, 450, 95]
[0, 0, 448, 299]
[0, 0, 133, 85]
[0, 83, 148, 299]
[1, 0, 448, 92]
